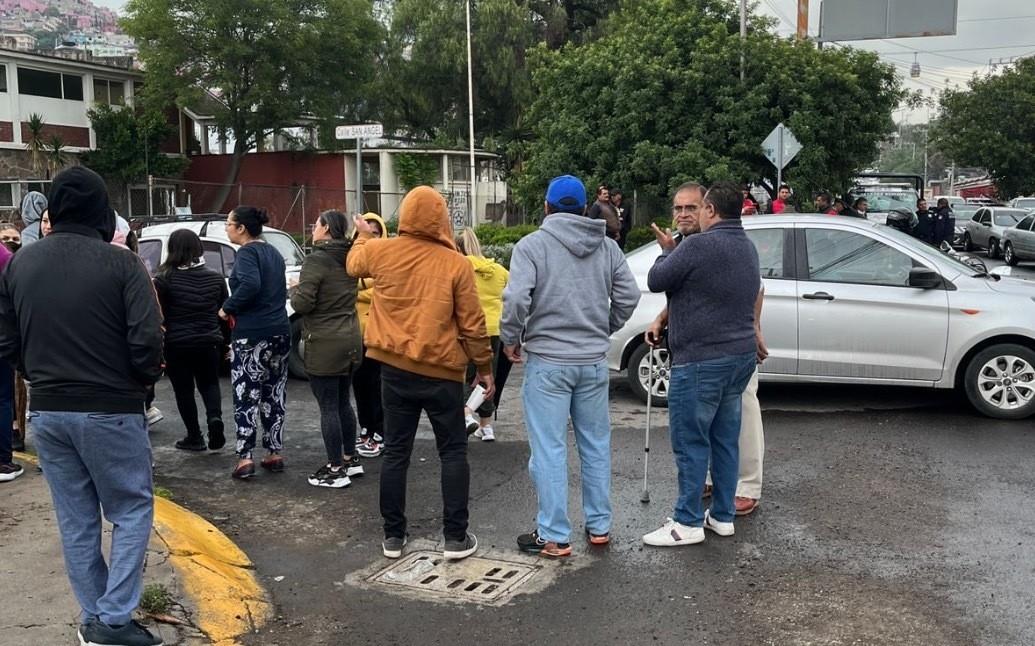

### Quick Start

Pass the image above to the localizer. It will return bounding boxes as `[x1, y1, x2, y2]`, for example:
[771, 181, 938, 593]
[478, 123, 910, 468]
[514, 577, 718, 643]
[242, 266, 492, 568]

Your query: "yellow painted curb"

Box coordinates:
[153, 496, 272, 646]
[17, 451, 271, 645]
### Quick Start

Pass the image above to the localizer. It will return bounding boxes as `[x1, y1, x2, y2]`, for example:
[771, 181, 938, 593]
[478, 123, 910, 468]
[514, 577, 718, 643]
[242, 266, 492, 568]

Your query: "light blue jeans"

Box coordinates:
[31, 411, 154, 626]
[669, 352, 757, 526]
[522, 354, 611, 543]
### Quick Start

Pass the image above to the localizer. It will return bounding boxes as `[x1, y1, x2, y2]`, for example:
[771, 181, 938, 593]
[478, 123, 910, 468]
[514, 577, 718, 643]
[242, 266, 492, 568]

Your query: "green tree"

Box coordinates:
[46, 135, 67, 178]
[24, 113, 47, 176]
[514, 0, 903, 210]
[122, 0, 382, 210]
[393, 152, 440, 190]
[934, 58, 1035, 199]
[80, 105, 189, 183]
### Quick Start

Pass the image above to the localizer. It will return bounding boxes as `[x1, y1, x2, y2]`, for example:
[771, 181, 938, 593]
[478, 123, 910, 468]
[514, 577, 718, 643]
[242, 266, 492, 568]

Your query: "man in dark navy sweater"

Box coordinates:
[642, 181, 760, 548]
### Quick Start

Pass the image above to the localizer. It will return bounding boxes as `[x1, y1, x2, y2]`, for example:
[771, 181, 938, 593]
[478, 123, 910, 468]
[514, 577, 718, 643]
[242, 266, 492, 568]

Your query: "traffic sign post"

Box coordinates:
[336, 124, 384, 215]
[761, 123, 802, 192]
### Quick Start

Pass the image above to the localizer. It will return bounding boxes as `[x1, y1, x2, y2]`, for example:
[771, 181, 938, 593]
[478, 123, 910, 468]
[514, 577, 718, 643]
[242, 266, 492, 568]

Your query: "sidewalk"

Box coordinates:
[0, 454, 215, 646]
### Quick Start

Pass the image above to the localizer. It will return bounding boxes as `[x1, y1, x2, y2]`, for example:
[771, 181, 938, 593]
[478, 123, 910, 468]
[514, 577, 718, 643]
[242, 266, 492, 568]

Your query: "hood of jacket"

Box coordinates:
[540, 212, 606, 258]
[20, 191, 46, 228]
[48, 166, 115, 242]
[398, 186, 455, 250]
[468, 254, 502, 276]
[312, 238, 351, 264]
[363, 212, 387, 237]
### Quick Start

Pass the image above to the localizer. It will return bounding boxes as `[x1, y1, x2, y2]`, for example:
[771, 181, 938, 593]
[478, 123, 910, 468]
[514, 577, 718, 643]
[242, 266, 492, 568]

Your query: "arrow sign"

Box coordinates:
[335, 123, 383, 140]
[761, 123, 802, 170]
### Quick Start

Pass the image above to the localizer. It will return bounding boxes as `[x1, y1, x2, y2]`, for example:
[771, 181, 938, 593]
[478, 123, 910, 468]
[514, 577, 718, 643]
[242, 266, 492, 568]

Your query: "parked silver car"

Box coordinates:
[1002, 213, 1035, 266]
[962, 207, 1027, 258]
[608, 215, 1035, 419]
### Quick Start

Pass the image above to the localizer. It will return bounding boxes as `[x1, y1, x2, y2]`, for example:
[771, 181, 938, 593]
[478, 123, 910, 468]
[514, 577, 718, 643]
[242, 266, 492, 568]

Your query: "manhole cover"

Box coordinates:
[368, 550, 540, 605]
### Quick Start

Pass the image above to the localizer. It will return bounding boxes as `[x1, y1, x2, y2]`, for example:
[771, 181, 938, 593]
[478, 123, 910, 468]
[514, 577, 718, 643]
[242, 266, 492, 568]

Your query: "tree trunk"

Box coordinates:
[208, 136, 249, 212]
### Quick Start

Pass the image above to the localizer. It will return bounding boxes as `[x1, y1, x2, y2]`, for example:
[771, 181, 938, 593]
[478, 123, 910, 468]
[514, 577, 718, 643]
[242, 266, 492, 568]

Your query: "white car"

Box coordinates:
[138, 218, 308, 377]
[1008, 197, 1035, 212]
[608, 215, 1035, 419]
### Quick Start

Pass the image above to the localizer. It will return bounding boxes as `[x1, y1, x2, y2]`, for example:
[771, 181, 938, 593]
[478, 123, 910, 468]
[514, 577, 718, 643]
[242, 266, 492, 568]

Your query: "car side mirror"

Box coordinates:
[909, 267, 942, 289]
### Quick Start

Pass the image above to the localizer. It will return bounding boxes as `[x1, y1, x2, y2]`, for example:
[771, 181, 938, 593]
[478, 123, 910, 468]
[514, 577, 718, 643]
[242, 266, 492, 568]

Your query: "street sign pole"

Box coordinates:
[336, 123, 384, 216]
[777, 125, 784, 190]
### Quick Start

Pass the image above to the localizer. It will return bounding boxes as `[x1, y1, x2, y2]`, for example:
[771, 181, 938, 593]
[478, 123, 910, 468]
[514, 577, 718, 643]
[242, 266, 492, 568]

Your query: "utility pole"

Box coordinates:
[739, 0, 746, 82]
[465, 0, 477, 227]
[796, 0, 808, 40]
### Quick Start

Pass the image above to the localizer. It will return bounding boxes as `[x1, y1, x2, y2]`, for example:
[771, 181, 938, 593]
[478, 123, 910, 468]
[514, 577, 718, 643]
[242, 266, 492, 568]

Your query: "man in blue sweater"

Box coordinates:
[643, 180, 760, 547]
[501, 175, 640, 557]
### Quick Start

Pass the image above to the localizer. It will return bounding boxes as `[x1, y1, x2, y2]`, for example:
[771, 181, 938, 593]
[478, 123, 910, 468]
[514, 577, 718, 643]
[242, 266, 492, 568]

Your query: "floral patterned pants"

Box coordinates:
[231, 335, 290, 459]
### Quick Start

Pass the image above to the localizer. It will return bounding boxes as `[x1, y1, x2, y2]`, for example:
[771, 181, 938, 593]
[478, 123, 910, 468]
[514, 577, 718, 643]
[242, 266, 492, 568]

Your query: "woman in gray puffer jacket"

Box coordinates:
[290, 210, 363, 489]
[19, 191, 47, 246]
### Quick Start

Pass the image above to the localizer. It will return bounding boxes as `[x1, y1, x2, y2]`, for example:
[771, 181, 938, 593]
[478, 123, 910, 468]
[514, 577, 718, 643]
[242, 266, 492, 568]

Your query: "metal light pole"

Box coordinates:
[465, 0, 477, 227]
[740, 0, 746, 82]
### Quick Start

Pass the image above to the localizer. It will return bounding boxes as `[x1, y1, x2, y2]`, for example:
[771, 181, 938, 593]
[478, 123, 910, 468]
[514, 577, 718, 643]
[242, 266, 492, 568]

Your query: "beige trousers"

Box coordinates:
[705, 368, 764, 499]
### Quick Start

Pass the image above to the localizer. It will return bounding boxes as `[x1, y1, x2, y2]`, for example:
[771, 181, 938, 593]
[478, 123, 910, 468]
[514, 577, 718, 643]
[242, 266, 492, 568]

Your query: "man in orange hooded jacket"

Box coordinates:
[348, 186, 494, 562]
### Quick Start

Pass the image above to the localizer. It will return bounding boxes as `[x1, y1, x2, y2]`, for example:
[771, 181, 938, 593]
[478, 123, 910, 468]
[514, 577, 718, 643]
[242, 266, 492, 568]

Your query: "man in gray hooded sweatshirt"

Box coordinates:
[501, 174, 639, 557]
[19, 191, 47, 246]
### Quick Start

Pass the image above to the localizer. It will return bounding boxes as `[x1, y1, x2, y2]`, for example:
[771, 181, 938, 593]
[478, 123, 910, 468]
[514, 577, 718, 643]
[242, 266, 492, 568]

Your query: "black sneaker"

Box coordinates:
[79, 618, 163, 646]
[443, 532, 478, 560]
[207, 417, 225, 450]
[307, 464, 350, 489]
[517, 529, 572, 557]
[174, 436, 207, 452]
[343, 455, 364, 478]
[0, 462, 24, 482]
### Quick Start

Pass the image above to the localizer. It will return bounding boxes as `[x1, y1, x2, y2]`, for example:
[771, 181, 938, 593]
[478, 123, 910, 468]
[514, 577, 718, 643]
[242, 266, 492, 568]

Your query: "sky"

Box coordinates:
[758, 0, 1035, 123]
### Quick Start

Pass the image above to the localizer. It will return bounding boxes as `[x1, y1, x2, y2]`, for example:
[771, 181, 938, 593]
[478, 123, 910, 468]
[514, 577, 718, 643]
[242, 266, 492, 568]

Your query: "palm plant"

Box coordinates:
[24, 113, 46, 176]
[46, 135, 67, 178]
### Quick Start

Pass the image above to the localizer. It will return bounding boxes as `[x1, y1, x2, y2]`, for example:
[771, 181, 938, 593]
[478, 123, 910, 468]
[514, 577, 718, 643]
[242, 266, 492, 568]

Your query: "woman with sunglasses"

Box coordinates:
[291, 210, 363, 488]
[219, 206, 291, 479]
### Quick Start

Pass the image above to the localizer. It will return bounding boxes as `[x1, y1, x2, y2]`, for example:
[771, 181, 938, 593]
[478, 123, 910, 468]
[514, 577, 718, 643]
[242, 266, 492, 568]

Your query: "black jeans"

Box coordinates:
[380, 365, 469, 542]
[309, 374, 358, 466]
[165, 344, 223, 439]
[0, 358, 13, 464]
[352, 351, 384, 438]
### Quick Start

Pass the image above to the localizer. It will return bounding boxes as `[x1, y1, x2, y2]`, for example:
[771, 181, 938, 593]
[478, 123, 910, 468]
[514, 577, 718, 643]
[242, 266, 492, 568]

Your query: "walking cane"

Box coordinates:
[640, 343, 654, 504]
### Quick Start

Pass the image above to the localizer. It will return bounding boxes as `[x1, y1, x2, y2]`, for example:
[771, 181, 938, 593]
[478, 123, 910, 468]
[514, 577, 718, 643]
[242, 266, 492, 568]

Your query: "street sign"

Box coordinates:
[818, 0, 957, 42]
[447, 191, 468, 230]
[761, 123, 802, 170]
[335, 123, 383, 140]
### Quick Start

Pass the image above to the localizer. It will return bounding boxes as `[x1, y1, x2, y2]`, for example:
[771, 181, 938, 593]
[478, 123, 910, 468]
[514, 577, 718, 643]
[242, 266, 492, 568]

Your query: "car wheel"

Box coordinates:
[963, 232, 974, 252]
[1004, 242, 1019, 266]
[964, 344, 1035, 419]
[288, 318, 308, 380]
[988, 238, 1000, 259]
[626, 342, 670, 408]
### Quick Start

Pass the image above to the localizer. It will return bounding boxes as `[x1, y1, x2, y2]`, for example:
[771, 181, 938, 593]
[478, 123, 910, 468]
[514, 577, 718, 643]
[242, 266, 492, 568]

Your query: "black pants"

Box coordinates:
[353, 351, 384, 438]
[380, 365, 469, 541]
[165, 344, 223, 439]
[309, 374, 358, 466]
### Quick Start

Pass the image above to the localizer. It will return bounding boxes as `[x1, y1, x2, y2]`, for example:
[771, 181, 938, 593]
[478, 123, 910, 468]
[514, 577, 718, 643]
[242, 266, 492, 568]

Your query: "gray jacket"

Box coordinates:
[20, 191, 47, 246]
[501, 212, 640, 364]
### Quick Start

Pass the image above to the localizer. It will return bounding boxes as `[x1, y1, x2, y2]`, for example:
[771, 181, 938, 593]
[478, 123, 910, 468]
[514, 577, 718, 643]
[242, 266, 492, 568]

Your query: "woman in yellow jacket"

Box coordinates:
[457, 227, 509, 441]
[353, 212, 388, 457]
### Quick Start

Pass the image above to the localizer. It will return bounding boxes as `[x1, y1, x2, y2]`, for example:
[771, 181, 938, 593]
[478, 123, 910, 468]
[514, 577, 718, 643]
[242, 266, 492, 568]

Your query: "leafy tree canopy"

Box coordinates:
[514, 0, 904, 210]
[80, 105, 188, 184]
[934, 58, 1035, 199]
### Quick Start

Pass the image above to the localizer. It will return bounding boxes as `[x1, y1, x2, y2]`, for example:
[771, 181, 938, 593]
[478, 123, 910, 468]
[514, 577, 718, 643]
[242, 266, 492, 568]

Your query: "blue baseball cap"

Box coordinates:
[546, 175, 587, 211]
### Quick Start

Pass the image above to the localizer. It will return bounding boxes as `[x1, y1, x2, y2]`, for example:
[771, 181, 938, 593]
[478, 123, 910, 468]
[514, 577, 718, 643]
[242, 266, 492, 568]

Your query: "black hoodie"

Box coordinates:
[0, 166, 164, 413]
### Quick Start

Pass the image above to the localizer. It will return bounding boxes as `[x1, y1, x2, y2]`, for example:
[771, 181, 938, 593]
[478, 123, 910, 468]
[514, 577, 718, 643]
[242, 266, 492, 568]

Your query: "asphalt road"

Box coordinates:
[148, 362, 1035, 646]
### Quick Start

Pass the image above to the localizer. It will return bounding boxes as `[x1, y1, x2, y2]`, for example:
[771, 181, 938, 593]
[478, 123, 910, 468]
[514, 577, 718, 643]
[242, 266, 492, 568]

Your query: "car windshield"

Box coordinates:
[262, 231, 306, 266]
[1013, 199, 1035, 210]
[851, 190, 916, 212]
[995, 213, 1024, 227]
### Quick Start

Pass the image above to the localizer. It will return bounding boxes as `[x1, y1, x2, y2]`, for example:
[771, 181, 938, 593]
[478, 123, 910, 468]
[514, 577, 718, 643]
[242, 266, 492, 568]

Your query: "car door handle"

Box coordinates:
[802, 292, 835, 301]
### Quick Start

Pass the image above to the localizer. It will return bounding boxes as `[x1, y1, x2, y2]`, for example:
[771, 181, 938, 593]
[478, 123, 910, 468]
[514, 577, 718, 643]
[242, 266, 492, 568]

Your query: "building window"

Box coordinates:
[93, 78, 125, 106]
[450, 156, 470, 183]
[17, 67, 83, 101]
[0, 182, 14, 208]
[0, 65, 7, 93]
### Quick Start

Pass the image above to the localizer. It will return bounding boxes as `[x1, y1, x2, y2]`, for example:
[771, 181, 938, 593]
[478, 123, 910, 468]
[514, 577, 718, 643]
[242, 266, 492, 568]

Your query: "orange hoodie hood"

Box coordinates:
[398, 186, 455, 250]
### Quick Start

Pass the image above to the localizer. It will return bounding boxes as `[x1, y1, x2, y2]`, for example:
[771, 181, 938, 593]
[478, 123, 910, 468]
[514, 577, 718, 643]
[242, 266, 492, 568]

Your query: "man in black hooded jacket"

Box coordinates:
[0, 166, 164, 646]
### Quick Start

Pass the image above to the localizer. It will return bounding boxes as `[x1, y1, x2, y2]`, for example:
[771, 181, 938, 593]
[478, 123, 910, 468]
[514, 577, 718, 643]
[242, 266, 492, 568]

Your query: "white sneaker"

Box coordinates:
[642, 518, 705, 546]
[475, 426, 495, 442]
[464, 414, 480, 435]
[704, 509, 735, 537]
[145, 406, 163, 426]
